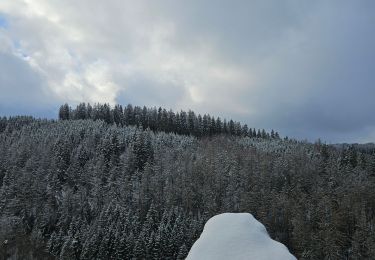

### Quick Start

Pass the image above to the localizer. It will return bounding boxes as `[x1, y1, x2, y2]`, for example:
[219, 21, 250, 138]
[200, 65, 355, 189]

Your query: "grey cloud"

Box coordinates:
[0, 52, 57, 117]
[0, 0, 374, 142]
[142, 0, 375, 142]
[116, 73, 189, 109]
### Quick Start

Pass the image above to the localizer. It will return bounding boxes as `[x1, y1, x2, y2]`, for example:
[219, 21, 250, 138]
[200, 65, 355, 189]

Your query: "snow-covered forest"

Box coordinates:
[0, 104, 374, 259]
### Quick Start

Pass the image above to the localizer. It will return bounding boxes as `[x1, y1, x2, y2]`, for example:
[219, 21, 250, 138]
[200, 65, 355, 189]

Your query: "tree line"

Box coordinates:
[59, 103, 280, 139]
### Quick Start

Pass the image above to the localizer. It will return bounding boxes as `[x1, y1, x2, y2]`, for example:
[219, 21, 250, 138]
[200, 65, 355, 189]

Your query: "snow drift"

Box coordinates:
[186, 213, 296, 260]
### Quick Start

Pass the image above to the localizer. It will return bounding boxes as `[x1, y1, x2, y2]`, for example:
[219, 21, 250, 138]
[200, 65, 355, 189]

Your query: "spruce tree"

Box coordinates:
[58, 104, 70, 120]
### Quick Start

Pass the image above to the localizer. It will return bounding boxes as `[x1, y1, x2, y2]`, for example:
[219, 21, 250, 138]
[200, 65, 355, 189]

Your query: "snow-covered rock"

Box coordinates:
[186, 213, 296, 260]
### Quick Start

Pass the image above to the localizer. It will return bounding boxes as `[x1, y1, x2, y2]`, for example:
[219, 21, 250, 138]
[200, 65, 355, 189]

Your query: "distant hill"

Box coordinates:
[331, 143, 375, 154]
[0, 107, 374, 259]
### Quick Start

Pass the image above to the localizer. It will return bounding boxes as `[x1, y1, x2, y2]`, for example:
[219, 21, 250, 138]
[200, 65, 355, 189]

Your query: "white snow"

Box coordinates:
[186, 213, 296, 260]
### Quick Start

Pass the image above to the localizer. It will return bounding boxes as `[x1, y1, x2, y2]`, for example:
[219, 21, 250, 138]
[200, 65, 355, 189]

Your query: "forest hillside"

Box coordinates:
[0, 103, 374, 259]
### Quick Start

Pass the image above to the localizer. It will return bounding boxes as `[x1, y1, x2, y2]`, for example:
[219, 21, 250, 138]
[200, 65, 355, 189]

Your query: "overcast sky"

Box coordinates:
[0, 0, 374, 143]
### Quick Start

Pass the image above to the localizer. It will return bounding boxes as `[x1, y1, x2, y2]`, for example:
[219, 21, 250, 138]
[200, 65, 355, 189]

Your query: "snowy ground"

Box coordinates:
[186, 213, 296, 260]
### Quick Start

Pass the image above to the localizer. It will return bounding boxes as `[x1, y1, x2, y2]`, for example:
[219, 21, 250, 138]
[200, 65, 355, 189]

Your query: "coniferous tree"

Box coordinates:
[177, 244, 188, 260]
[59, 103, 71, 120]
[75, 103, 87, 120]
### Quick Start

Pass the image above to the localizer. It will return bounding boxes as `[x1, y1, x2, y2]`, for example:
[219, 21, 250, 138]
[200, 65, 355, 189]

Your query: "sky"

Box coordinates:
[0, 0, 374, 143]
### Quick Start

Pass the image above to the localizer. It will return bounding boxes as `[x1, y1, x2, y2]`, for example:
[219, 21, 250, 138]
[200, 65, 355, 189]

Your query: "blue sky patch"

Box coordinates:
[0, 15, 8, 28]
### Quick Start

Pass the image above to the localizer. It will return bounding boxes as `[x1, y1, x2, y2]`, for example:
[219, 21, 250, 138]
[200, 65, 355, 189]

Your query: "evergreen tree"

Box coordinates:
[177, 244, 188, 260]
[75, 103, 87, 120]
[59, 103, 71, 120]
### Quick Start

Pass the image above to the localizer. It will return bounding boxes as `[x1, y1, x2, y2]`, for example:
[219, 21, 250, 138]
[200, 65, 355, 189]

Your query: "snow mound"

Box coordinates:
[186, 213, 296, 260]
